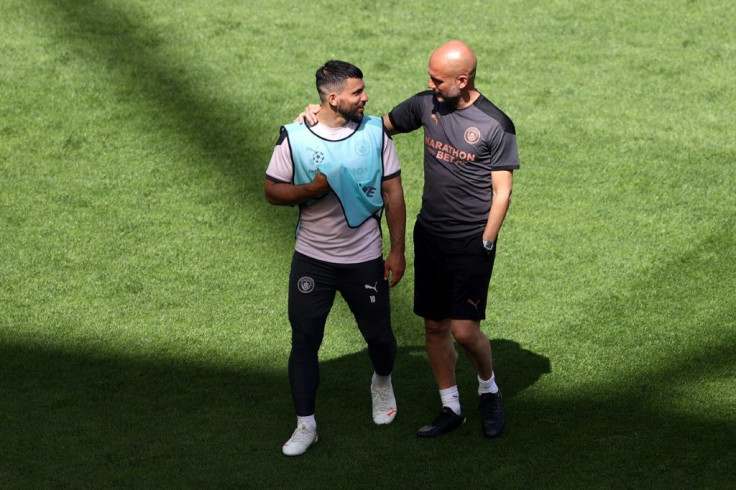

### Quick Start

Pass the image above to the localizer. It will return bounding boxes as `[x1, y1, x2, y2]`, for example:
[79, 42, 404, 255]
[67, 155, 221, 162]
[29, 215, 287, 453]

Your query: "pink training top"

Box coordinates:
[266, 121, 401, 264]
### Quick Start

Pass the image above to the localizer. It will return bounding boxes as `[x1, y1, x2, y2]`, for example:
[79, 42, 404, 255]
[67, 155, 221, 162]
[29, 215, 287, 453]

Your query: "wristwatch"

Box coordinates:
[482, 239, 495, 252]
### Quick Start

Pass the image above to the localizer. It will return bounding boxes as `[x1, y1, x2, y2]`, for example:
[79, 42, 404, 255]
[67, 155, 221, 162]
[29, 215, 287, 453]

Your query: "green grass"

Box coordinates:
[1, 0, 734, 488]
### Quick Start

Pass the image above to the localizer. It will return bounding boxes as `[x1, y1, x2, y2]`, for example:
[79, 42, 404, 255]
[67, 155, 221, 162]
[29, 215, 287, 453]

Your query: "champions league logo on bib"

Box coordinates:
[297, 276, 315, 294]
[311, 151, 325, 166]
[300, 150, 324, 179]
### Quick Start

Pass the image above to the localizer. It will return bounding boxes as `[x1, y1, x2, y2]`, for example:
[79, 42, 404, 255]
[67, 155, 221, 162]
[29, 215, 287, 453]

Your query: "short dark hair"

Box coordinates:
[315, 60, 363, 101]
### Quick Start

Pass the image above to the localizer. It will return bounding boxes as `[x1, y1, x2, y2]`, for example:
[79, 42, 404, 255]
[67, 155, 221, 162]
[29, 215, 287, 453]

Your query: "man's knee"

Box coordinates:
[450, 320, 483, 346]
[360, 318, 396, 349]
[289, 314, 327, 353]
[424, 318, 451, 336]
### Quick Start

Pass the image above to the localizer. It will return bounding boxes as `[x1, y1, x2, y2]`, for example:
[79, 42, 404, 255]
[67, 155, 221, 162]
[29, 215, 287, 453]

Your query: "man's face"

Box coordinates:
[336, 77, 368, 122]
[427, 64, 462, 105]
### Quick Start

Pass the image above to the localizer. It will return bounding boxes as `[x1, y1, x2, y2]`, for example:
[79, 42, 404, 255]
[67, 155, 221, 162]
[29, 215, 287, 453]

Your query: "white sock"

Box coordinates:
[372, 372, 392, 388]
[297, 415, 316, 431]
[478, 372, 499, 395]
[439, 386, 462, 415]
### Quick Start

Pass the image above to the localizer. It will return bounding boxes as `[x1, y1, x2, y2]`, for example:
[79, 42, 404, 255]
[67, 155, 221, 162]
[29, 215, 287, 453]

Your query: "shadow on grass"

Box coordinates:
[1, 334, 733, 488]
[35, 0, 291, 235]
[0, 340, 549, 488]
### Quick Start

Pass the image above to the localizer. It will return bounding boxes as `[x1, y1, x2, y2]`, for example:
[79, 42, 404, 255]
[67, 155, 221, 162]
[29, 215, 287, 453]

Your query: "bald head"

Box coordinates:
[427, 40, 479, 107]
[429, 40, 477, 82]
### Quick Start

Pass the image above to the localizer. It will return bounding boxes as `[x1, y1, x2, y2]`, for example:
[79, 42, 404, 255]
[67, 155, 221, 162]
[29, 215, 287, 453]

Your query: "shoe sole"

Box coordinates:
[373, 409, 397, 425]
[482, 426, 504, 438]
[282, 435, 318, 456]
[416, 417, 466, 437]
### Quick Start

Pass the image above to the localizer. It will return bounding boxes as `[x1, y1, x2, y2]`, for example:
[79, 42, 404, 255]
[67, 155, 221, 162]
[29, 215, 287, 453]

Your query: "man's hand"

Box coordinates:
[264, 171, 330, 206]
[380, 176, 406, 288]
[383, 249, 405, 288]
[308, 171, 330, 194]
[294, 104, 322, 125]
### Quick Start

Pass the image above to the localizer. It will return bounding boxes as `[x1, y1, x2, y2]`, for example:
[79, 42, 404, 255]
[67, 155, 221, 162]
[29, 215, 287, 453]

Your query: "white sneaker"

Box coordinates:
[371, 384, 397, 425]
[282, 423, 318, 456]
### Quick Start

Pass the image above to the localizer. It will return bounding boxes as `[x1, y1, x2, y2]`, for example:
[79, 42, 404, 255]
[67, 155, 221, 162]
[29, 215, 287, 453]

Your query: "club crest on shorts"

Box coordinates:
[297, 276, 315, 293]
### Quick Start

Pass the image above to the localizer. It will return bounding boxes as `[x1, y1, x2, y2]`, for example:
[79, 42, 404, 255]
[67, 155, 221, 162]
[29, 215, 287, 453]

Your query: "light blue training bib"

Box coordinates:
[283, 115, 384, 228]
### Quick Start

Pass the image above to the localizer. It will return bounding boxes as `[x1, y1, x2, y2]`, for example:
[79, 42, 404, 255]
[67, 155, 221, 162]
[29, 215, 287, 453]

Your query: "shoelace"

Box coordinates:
[480, 395, 500, 418]
[289, 426, 315, 444]
[430, 408, 459, 426]
[372, 387, 395, 411]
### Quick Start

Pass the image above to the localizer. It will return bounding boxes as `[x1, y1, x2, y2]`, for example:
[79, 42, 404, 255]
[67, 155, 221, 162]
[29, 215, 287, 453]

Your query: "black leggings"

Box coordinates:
[287, 252, 397, 416]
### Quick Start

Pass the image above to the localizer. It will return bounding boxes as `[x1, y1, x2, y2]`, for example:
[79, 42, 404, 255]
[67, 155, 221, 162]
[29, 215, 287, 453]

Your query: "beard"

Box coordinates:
[435, 85, 462, 106]
[337, 101, 364, 123]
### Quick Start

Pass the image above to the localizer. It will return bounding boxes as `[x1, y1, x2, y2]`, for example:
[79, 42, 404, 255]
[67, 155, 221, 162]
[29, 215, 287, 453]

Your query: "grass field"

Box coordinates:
[1, 0, 734, 488]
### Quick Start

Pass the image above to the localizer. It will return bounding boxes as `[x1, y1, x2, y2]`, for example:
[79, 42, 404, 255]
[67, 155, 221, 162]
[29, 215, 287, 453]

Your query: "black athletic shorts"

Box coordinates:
[413, 221, 496, 321]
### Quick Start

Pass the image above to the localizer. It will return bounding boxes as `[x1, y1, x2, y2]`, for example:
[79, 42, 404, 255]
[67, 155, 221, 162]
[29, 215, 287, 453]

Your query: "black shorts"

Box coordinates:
[413, 221, 496, 321]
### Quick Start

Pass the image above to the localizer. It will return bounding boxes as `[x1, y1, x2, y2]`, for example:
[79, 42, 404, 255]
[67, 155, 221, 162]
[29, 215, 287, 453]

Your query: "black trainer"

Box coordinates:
[479, 392, 505, 438]
[416, 407, 466, 437]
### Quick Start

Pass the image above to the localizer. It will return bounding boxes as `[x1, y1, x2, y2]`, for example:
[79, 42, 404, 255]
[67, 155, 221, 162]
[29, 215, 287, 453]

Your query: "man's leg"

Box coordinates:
[451, 318, 493, 381]
[416, 317, 467, 437]
[283, 253, 335, 455]
[451, 318, 504, 438]
[342, 258, 398, 424]
[424, 318, 457, 390]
